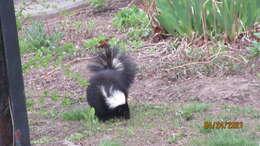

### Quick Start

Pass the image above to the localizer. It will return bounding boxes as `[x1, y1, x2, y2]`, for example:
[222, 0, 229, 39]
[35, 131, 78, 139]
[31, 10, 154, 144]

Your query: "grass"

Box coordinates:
[99, 139, 122, 146]
[61, 107, 97, 121]
[27, 100, 260, 145]
[191, 129, 258, 146]
[88, 0, 108, 12]
[177, 102, 209, 120]
[220, 105, 260, 119]
[67, 132, 85, 142]
[31, 137, 55, 144]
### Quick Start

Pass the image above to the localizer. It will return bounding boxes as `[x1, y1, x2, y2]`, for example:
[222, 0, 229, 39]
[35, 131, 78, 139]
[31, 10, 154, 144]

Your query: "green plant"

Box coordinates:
[156, 0, 260, 40]
[50, 92, 60, 102]
[113, 6, 151, 40]
[19, 21, 80, 74]
[88, 0, 108, 12]
[62, 107, 97, 121]
[24, 21, 63, 53]
[61, 95, 74, 106]
[83, 35, 106, 52]
[177, 103, 208, 120]
[26, 98, 35, 110]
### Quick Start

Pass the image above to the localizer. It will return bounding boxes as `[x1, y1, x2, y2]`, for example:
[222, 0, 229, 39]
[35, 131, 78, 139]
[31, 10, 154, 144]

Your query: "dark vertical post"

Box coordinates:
[0, 0, 31, 145]
[0, 23, 13, 146]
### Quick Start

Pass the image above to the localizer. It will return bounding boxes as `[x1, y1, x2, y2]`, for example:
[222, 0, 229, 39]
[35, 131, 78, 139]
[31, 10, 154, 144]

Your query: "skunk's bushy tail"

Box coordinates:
[88, 46, 136, 88]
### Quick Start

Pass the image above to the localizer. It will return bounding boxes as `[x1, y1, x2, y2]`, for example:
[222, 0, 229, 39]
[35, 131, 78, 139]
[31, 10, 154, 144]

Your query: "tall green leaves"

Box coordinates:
[156, 0, 260, 40]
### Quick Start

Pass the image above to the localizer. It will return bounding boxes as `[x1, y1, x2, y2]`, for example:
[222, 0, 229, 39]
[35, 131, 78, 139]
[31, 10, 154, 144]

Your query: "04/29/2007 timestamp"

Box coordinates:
[204, 121, 243, 129]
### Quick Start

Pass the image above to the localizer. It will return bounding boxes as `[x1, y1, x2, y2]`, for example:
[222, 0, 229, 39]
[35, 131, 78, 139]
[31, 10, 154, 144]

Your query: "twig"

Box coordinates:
[171, 48, 222, 70]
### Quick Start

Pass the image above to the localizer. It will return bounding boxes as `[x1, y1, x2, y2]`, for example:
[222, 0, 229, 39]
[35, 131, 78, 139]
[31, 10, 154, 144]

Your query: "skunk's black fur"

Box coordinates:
[86, 46, 136, 121]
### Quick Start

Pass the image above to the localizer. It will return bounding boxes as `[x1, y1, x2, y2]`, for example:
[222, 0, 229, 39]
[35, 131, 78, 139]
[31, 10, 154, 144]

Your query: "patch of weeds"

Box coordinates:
[61, 107, 97, 122]
[50, 91, 60, 102]
[26, 98, 35, 110]
[67, 132, 85, 142]
[99, 139, 122, 146]
[191, 129, 258, 146]
[48, 110, 58, 120]
[247, 33, 260, 58]
[88, 0, 108, 12]
[221, 105, 260, 119]
[168, 133, 186, 144]
[83, 35, 106, 52]
[23, 21, 63, 54]
[177, 103, 209, 120]
[20, 21, 79, 73]
[128, 39, 144, 51]
[61, 95, 74, 106]
[32, 137, 55, 144]
[39, 96, 45, 104]
[113, 5, 151, 41]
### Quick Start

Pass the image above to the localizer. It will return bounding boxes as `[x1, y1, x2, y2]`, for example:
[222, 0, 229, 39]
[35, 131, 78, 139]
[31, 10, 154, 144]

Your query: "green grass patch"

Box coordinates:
[99, 139, 122, 146]
[32, 137, 55, 144]
[177, 103, 209, 120]
[221, 105, 260, 119]
[67, 132, 85, 142]
[61, 107, 96, 121]
[191, 129, 258, 146]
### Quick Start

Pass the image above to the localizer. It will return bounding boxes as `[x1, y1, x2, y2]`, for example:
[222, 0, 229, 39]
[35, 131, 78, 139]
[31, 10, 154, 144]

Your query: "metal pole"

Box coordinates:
[0, 0, 31, 145]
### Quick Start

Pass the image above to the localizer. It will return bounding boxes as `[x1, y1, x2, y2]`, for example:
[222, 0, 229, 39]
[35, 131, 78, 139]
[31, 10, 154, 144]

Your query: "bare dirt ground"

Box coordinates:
[21, 0, 260, 145]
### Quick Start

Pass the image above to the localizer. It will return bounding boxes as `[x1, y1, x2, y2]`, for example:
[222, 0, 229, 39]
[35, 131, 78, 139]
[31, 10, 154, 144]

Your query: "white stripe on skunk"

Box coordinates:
[112, 58, 124, 71]
[100, 85, 126, 109]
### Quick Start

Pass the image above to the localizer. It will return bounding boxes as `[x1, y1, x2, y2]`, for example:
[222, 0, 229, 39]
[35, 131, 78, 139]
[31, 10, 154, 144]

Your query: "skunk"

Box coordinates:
[86, 46, 136, 121]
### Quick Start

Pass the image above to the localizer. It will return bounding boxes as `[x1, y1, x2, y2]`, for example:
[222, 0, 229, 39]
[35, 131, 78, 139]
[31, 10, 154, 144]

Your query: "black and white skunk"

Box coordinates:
[86, 46, 136, 121]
